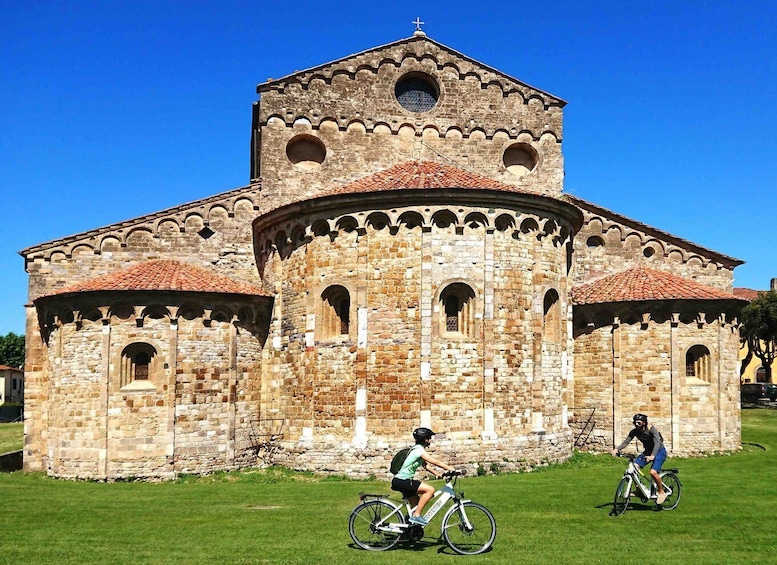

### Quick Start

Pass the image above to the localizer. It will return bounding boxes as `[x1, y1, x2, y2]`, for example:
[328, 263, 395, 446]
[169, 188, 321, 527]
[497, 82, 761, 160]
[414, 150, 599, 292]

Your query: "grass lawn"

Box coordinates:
[0, 422, 22, 454]
[1, 410, 776, 564]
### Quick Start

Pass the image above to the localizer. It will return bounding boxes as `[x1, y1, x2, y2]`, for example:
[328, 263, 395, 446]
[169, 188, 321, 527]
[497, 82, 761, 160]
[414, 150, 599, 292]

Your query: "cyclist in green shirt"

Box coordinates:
[390, 427, 455, 526]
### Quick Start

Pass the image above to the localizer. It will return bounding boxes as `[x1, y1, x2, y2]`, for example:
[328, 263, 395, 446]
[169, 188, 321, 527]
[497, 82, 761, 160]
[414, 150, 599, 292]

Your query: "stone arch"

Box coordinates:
[543, 288, 561, 343]
[318, 284, 352, 341]
[686, 344, 712, 383]
[311, 219, 332, 237]
[495, 213, 515, 232]
[397, 211, 424, 230]
[336, 216, 359, 233]
[366, 212, 391, 231]
[431, 209, 458, 229]
[436, 281, 477, 337]
[463, 211, 488, 230]
[118, 340, 160, 390]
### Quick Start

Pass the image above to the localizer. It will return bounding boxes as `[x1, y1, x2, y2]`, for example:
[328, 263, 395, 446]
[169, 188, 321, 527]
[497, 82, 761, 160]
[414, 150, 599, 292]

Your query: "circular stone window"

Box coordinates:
[503, 143, 539, 178]
[395, 72, 440, 113]
[286, 135, 326, 171]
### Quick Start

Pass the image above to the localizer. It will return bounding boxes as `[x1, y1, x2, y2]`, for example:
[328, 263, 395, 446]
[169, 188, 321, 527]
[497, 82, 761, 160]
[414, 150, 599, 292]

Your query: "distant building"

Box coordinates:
[736, 279, 777, 383]
[0, 365, 24, 405]
[20, 31, 747, 480]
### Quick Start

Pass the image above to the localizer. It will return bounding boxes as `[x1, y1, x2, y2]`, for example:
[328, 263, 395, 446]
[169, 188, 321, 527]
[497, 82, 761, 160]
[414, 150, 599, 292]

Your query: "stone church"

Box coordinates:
[20, 30, 746, 480]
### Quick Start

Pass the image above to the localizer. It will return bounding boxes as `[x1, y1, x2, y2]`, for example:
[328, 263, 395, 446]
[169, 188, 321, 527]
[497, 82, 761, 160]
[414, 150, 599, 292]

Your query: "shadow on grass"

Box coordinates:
[347, 537, 495, 555]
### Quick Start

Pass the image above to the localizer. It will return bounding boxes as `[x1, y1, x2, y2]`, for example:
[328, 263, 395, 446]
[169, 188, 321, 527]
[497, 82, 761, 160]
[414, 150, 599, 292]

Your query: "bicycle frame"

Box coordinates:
[618, 454, 675, 502]
[358, 472, 470, 533]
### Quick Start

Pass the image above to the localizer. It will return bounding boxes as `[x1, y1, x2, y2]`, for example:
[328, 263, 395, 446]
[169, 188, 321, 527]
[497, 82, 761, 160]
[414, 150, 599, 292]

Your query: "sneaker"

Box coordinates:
[408, 515, 429, 526]
[656, 492, 668, 505]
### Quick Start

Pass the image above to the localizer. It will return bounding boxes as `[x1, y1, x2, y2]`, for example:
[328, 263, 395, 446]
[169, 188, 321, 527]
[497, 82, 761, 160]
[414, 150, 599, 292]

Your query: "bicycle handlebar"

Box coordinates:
[441, 470, 466, 478]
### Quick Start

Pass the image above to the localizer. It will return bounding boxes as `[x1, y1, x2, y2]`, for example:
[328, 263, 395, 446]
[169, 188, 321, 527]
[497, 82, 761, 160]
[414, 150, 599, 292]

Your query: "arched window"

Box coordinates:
[686, 345, 711, 383]
[756, 366, 767, 383]
[120, 343, 157, 389]
[320, 285, 351, 340]
[543, 289, 561, 343]
[439, 283, 476, 337]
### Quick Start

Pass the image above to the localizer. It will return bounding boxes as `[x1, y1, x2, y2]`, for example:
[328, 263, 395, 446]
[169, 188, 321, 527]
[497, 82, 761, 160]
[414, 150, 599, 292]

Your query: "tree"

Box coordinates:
[0, 332, 25, 369]
[740, 290, 777, 383]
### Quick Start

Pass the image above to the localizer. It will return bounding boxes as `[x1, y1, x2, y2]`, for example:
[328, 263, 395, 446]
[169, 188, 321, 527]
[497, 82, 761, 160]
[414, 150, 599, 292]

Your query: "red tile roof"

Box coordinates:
[572, 267, 741, 305]
[0, 365, 21, 372]
[48, 260, 268, 297]
[733, 287, 762, 301]
[328, 160, 529, 195]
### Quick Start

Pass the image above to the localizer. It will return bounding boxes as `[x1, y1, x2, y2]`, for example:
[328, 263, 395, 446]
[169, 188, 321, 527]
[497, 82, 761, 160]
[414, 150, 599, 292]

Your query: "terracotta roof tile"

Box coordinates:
[733, 287, 763, 301]
[572, 267, 741, 305]
[0, 365, 21, 372]
[328, 160, 529, 195]
[49, 260, 268, 297]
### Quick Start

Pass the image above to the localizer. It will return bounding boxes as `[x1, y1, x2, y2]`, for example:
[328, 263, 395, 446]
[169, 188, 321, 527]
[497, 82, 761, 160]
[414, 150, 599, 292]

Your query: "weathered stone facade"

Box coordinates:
[21, 32, 745, 480]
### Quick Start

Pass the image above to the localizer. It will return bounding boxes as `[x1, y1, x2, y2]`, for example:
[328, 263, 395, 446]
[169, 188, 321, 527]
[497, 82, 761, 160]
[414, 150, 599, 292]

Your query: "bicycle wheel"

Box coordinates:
[442, 501, 496, 555]
[348, 500, 404, 551]
[660, 473, 681, 510]
[613, 477, 631, 516]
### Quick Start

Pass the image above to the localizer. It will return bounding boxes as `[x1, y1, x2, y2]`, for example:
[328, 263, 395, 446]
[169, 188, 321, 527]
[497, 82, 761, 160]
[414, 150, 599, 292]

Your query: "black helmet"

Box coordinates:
[412, 427, 436, 443]
[633, 413, 648, 425]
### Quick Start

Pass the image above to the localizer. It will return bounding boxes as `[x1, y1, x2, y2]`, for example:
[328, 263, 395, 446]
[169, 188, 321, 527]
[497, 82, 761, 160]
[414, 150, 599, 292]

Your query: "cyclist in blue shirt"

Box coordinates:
[612, 413, 668, 505]
[391, 427, 455, 526]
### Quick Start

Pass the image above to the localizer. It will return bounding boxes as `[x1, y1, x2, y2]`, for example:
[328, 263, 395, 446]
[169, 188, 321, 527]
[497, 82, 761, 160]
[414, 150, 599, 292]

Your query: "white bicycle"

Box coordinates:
[612, 453, 682, 515]
[348, 470, 496, 555]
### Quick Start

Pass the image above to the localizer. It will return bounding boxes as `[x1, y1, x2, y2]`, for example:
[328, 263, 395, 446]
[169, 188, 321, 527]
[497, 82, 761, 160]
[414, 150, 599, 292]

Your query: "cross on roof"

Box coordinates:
[412, 17, 425, 32]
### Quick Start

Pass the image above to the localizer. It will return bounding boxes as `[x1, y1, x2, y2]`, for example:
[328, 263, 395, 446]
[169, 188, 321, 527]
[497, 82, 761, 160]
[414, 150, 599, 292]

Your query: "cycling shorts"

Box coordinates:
[391, 477, 421, 497]
[635, 446, 667, 472]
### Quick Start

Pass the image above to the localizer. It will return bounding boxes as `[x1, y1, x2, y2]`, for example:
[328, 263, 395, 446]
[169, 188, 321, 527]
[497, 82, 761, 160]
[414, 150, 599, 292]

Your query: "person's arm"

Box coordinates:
[612, 431, 634, 455]
[420, 450, 454, 477]
[648, 426, 662, 457]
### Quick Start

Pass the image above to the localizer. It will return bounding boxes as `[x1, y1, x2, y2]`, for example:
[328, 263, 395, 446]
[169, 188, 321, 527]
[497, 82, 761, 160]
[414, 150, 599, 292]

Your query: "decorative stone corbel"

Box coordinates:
[641, 313, 651, 329]
[671, 313, 681, 327]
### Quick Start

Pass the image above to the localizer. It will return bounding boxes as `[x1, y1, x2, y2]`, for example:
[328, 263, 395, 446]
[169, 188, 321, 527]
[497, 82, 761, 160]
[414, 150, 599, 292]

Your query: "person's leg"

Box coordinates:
[414, 482, 435, 516]
[651, 448, 668, 503]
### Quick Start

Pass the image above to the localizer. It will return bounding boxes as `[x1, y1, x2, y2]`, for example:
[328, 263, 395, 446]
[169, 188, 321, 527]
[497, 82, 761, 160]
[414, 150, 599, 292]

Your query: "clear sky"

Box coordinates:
[2, 1, 776, 335]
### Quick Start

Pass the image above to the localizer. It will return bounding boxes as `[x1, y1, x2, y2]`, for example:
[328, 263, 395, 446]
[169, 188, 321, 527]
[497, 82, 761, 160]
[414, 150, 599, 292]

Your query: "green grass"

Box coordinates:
[0, 422, 22, 453]
[1, 410, 777, 564]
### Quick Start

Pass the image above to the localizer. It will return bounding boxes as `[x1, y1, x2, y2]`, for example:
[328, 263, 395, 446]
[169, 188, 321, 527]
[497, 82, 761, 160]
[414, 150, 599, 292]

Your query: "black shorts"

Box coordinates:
[391, 477, 421, 497]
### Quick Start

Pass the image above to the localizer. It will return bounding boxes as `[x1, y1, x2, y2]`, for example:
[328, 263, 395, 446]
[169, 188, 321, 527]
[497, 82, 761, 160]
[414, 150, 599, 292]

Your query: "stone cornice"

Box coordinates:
[20, 183, 263, 261]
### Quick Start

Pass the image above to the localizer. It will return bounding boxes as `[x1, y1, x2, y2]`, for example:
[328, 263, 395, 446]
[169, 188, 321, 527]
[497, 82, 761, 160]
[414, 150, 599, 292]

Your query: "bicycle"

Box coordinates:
[348, 470, 496, 555]
[612, 453, 682, 515]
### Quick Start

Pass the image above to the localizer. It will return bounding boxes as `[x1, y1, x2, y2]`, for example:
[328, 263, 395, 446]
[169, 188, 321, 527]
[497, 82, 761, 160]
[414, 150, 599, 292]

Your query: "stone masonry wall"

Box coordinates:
[574, 206, 736, 290]
[573, 311, 741, 456]
[255, 196, 578, 475]
[255, 36, 565, 210]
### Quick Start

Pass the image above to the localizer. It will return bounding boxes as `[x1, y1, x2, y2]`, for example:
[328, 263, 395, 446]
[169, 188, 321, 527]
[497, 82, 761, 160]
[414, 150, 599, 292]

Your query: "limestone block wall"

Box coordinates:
[254, 192, 579, 476]
[22, 187, 263, 305]
[255, 37, 565, 207]
[573, 202, 738, 290]
[572, 309, 741, 455]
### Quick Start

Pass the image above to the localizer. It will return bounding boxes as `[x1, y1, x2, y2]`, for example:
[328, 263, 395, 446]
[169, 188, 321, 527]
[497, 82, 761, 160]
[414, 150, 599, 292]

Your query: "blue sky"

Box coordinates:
[2, 1, 776, 335]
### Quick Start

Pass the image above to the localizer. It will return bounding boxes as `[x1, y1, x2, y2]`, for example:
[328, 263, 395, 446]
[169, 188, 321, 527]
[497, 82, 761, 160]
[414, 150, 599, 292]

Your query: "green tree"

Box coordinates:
[740, 290, 777, 383]
[0, 332, 25, 369]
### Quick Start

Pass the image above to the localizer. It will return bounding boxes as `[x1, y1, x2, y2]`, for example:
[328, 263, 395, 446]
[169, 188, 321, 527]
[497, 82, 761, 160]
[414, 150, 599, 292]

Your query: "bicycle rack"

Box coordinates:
[248, 418, 285, 463]
[572, 408, 596, 448]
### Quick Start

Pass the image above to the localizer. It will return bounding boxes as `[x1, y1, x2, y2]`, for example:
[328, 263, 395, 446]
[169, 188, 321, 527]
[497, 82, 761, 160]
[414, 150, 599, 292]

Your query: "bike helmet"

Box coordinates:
[633, 413, 648, 425]
[412, 427, 436, 443]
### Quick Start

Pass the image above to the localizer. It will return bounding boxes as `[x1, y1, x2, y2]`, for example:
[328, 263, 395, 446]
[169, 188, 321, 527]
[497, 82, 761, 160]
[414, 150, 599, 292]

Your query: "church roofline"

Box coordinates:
[257, 35, 566, 107]
[35, 259, 271, 300]
[19, 182, 262, 258]
[253, 160, 583, 233]
[571, 266, 747, 306]
[565, 194, 744, 269]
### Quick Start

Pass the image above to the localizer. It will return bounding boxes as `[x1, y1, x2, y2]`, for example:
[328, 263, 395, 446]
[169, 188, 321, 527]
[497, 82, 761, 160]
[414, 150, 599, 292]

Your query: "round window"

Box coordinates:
[503, 143, 538, 178]
[395, 72, 439, 113]
[286, 135, 326, 171]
